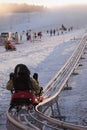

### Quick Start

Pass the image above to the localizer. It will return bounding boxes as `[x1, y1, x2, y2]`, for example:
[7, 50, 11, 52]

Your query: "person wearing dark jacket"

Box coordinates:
[6, 64, 42, 96]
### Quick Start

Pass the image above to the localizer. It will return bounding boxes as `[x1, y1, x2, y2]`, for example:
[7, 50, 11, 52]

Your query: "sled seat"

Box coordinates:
[10, 90, 39, 106]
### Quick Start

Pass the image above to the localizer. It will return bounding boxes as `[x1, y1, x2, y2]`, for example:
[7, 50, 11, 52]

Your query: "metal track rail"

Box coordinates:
[6, 35, 87, 130]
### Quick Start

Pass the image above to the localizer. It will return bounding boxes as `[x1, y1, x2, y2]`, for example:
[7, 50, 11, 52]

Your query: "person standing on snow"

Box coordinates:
[50, 29, 52, 36]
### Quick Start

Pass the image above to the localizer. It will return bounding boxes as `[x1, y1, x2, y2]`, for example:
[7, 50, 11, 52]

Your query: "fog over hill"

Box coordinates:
[0, 4, 87, 33]
[0, 3, 46, 13]
[50, 4, 87, 28]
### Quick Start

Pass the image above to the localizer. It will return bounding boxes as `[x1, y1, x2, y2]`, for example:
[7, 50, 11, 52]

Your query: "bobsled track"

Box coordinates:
[6, 34, 87, 130]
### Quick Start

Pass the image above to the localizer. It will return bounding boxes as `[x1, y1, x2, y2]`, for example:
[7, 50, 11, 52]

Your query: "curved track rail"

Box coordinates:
[6, 34, 87, 130]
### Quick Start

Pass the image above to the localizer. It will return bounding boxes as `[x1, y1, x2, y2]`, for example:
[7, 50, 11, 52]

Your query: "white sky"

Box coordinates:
[0, 0, 87, 7]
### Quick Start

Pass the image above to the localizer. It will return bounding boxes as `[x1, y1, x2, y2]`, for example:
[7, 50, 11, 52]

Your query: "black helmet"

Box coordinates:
[13, 64, 31, 91]
[14, 64, 30, 76]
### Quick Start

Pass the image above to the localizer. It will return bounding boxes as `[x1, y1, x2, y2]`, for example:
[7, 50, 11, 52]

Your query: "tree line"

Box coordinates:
[0, 3, 47, 13]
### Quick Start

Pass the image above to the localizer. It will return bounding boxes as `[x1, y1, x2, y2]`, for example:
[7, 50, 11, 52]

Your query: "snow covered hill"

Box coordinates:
[0, 11, 87, 130]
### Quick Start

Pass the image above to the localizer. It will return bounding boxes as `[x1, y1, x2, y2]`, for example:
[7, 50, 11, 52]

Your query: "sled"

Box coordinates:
[4, 41, 16, 51]
[9, 90, 44, 111]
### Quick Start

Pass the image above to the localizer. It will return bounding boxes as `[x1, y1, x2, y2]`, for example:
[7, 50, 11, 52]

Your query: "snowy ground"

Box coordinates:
[0, 12, 87, 130]
[59, 46, 87, 126]
[0, 28, 86, 130]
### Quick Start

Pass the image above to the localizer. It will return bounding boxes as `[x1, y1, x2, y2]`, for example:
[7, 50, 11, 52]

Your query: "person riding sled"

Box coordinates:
[6, 64, 43, 96]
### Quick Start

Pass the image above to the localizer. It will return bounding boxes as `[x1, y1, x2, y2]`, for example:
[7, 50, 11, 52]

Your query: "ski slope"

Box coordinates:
[0, 27, 86, 129]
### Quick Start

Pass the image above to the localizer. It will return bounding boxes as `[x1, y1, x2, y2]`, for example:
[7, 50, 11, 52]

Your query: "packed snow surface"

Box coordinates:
[0, 11, 87, 129]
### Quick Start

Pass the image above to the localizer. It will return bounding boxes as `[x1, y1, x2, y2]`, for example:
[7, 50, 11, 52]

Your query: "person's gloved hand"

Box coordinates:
[9, 72, 14, 80]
